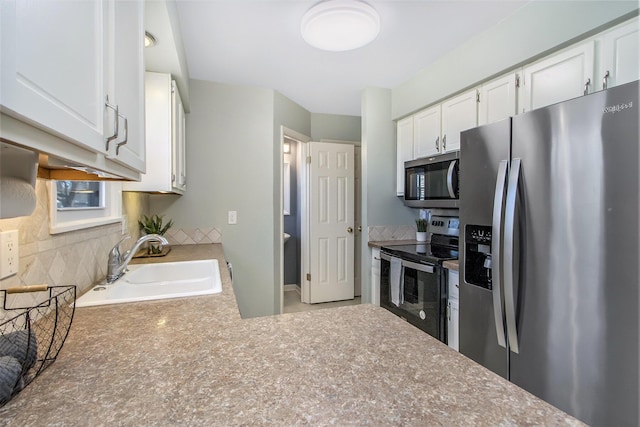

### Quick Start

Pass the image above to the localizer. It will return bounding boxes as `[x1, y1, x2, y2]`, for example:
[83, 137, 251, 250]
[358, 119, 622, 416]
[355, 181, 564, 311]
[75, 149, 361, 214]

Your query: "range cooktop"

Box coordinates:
[380, 243, 458, 265]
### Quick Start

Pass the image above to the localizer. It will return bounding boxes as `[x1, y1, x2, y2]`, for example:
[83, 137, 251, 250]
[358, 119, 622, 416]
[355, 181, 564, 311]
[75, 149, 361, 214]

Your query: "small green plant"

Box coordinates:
[415, 218, 428, 232]
[138, 214, 173, 254]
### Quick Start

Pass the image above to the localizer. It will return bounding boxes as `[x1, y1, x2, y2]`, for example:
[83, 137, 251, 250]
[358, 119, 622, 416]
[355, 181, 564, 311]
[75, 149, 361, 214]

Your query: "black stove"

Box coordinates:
[381, 216, 460, 264]
[381, 241, 458, 265]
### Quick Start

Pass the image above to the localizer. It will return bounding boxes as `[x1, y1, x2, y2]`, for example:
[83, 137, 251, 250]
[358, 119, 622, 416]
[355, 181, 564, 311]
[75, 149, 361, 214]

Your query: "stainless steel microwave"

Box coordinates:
[404, 151, 460, 208]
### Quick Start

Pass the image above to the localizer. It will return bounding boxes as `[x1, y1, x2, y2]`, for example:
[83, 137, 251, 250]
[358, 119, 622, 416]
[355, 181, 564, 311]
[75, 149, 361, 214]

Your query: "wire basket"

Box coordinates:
[0, 285, 76, 407]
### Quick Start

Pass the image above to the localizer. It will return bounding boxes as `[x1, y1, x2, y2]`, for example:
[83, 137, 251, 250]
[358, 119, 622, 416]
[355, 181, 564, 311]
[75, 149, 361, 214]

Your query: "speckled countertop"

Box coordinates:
[0, 244, 581, 426]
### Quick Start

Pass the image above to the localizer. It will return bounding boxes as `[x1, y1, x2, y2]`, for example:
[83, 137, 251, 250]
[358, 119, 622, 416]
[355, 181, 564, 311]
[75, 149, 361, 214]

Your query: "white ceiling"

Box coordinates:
[172, 0, 530, 116]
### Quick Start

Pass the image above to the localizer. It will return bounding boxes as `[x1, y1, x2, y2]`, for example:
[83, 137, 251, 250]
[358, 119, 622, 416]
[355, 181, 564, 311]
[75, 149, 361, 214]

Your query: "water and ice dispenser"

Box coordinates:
[464, 225, 492, 290]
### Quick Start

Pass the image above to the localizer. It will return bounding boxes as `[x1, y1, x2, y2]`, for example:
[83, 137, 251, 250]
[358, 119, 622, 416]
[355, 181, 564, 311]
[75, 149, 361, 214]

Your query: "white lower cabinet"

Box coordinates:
[371, 248, 381, 306]
[447, 269, 459, 351]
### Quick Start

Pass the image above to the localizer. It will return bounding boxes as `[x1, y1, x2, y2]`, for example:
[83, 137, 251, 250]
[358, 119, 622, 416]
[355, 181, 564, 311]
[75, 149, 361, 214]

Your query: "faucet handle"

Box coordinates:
[110, 235, 131, 262]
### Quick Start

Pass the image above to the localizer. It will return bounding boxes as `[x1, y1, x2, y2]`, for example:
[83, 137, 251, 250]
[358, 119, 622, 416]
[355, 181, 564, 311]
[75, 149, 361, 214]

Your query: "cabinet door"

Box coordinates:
[396, 117, 413, 196]
[441, 89, 478, 152]
[599, 18, 639, 90]
[522, 41, 595, 112]
[105, 0, 145, 173]
[371, 248, 381, 306]
[1, 0, 107, 154]
[172, 81, 187, 193]
[448, 299, 459, 351]
[413, 105, 441, 159]
[479, 73, 518, 126]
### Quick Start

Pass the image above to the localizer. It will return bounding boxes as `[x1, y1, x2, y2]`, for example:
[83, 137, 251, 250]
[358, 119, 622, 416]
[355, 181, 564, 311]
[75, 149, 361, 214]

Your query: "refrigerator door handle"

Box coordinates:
[446, 160, 458, 199]
[504, 158, 522, 354]
[491, 160, 509, 349]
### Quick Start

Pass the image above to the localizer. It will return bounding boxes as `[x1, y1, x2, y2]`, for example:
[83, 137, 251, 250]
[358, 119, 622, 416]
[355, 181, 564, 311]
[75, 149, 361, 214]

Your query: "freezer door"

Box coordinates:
[459, 119, 511, 378]
[509, 81, 639, 426]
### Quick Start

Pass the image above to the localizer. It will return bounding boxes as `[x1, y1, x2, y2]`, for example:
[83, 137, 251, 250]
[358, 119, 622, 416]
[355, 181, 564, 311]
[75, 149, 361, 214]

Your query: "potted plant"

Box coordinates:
[138, 214, 173, 255]
[415, 218, 428, 242]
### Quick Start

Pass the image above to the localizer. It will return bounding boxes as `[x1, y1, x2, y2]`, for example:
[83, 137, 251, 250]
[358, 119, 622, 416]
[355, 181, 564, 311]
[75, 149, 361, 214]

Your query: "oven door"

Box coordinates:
[380, 252, 446, 342]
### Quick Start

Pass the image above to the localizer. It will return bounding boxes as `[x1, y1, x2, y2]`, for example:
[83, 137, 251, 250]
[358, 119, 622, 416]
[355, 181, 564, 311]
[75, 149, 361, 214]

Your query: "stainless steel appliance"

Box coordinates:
[404, 151, 459, 208]
[380, 216, 459, 342]
[460, 80, 639, 426]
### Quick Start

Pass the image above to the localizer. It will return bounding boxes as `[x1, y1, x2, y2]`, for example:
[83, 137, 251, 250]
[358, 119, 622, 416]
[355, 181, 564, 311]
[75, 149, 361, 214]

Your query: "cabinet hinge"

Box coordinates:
[476, 90, 480, 103]
[306, 156, 311, 164]
[306, 273, 311, 281]
[515, 74, 521, 88]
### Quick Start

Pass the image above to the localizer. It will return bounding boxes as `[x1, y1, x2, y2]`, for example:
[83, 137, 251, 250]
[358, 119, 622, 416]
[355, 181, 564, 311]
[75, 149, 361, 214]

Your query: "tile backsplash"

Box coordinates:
[0, 181, 221, 302]
[368, 225, 416, 242]
[0, 181, 147, 297]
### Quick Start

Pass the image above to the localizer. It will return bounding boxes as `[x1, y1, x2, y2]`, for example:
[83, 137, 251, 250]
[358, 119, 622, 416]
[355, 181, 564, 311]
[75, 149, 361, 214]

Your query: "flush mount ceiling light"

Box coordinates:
[144, 31, 157, 48]
[301, 0, 380, 52]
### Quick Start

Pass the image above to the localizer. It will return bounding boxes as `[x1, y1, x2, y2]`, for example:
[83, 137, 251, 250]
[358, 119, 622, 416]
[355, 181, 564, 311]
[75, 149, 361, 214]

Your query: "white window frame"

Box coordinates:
[48, 181, 123, 234]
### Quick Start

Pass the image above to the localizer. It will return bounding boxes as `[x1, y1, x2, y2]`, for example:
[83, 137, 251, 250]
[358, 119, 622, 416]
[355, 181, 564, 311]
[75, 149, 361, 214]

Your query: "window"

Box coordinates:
[48, 181, 122, 234]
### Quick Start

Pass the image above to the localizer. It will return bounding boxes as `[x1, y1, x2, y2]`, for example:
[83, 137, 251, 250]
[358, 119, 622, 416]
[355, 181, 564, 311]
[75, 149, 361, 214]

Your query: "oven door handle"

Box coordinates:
[402, 259, 434, 274]
[446, 159, 458, 198]
[380, 252, 434, 273]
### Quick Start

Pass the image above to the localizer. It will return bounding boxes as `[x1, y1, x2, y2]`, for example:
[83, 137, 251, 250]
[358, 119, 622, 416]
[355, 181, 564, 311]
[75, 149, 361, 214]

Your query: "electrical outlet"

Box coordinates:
[228, 211, 237, 225]
[0, 230, 19, 279]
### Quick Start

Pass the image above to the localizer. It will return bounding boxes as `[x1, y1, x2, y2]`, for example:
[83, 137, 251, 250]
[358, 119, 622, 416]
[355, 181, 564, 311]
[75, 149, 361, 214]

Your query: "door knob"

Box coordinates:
[347, 227, 353, 233]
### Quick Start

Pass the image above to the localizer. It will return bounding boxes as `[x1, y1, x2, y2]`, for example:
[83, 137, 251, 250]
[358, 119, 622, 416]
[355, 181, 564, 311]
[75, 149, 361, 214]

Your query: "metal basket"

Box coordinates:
[0, 285, 76, 407]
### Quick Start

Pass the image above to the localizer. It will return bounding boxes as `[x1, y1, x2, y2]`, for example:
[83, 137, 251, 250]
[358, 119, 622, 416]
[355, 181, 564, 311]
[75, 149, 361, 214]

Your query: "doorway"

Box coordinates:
[280, 128, 362, 314]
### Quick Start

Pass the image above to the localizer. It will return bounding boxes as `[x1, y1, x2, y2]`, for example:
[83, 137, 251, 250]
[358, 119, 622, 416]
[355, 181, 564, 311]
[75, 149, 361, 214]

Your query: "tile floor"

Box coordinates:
[283, 289, 361, 314]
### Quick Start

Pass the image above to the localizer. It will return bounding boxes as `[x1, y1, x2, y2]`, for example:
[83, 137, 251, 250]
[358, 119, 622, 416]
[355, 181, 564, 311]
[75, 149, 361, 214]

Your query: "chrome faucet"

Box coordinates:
[106, 234, 169, 284]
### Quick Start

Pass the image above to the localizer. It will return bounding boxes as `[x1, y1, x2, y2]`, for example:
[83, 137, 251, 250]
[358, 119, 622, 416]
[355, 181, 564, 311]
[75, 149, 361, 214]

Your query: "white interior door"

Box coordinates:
[308, 141, 355, 303]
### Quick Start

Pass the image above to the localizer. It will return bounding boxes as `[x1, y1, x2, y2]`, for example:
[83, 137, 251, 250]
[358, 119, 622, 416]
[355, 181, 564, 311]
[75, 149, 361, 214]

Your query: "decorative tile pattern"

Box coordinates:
[165, 227, 222, 245]
[0, 181, 141, 301]
[368, 225, 416, 241]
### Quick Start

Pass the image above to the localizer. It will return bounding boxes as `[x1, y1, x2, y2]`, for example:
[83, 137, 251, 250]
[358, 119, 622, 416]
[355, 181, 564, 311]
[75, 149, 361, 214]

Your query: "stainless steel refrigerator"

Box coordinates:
[459, 80, 639, 426]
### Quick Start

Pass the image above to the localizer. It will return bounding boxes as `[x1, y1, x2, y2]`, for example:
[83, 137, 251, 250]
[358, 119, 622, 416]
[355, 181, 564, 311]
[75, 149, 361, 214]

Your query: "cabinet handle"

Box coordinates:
[115, 113, 128, 155]
[603, 71, 610, 90]
[583, 78, 591, 95]
[442, 134, 447, 151]
[105, 96, 119, 151]
[435, 136, 439, 151]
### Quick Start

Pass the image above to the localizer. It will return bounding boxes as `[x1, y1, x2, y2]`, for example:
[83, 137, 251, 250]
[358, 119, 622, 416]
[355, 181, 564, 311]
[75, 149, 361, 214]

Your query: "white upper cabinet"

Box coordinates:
[598, 18, 639, 90]
[478, 72, 519, 126]
[413, 105, 441, 159]
[1, 0, 107, 154]
[0, 0, 145, 179]
[441, 88, 478, 152]
[105, 0, 146, 173]
[172, 80, 187, 193]
[124, 73, 186, 194]
[396, 116, 414, 196]
[521, 41, 595, 112]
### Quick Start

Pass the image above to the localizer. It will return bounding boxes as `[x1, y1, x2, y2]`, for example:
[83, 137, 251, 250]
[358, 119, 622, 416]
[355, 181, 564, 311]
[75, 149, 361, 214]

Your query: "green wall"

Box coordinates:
[310, 113, 361, 142]
[150, 79, 277, 318]
[392, 1, 639, 119]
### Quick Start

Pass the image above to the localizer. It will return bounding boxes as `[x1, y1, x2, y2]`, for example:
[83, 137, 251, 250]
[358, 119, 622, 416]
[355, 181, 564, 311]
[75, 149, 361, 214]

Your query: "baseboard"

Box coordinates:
[284, 284, 300, 293]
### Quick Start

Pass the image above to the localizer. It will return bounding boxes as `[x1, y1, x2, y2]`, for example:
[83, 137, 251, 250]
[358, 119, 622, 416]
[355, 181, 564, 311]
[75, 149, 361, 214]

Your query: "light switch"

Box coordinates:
[228, 211, 237, 225]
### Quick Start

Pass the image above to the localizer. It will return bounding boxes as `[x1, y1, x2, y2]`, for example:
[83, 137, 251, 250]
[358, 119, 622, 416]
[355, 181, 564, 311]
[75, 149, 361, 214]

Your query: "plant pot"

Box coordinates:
[148, 243, 164, 255]
[416, 231, 427, 242]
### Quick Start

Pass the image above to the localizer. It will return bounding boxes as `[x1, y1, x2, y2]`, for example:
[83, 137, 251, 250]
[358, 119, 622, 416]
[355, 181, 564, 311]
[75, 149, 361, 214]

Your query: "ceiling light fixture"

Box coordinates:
[301, 0, 380, 52]
[144, 31, 157, 48]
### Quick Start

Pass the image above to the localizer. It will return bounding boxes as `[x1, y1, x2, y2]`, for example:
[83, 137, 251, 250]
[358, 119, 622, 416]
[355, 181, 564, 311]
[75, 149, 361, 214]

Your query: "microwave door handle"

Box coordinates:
[446, 160, 457, 198]
[504, 158, 521, 354]
[491, 160, 509, 349]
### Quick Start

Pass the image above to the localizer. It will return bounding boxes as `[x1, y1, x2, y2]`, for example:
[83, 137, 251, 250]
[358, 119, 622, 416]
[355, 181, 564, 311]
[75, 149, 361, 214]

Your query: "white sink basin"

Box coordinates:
[284, 233, 291, 244]
[76, 259, 222, 307]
